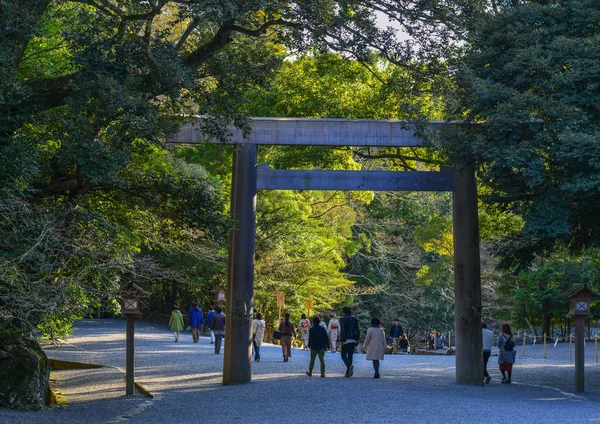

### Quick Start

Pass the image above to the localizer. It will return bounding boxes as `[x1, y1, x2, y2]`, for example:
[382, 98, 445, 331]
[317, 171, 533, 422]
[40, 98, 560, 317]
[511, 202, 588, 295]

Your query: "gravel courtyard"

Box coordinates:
[3, 318, 600, 424]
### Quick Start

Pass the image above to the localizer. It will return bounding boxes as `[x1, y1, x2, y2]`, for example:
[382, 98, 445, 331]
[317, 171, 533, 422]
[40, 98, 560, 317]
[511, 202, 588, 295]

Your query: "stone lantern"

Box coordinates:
[563, 284, 599, 392]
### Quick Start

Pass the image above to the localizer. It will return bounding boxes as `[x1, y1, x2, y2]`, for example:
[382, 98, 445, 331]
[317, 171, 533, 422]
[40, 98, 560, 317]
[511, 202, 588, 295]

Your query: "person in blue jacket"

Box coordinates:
[205, 306, 216, 344]
[188, 302, 203, 343]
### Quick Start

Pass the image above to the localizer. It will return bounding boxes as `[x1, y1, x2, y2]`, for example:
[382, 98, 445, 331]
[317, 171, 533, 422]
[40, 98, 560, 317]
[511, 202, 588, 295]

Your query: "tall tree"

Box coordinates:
[449, 0, 600, 269]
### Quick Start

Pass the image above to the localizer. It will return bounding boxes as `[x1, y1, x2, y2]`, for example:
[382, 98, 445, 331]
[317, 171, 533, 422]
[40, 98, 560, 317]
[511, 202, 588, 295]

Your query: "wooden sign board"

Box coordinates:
[217, 287, 226, 302]
[306, 299, 312, 310]
[276, 293, 285, 308]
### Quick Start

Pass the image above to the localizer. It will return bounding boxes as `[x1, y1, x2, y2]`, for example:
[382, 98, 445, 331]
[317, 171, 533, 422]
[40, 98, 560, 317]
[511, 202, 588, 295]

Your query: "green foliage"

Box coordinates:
[451, 0, 600, 268]
[496, 252, 600, 334]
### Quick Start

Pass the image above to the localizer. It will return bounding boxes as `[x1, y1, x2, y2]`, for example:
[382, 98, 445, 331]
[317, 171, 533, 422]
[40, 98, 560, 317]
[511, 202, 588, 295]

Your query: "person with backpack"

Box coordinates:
[498, 323, 517, 384]
[326, 314, 340, 353]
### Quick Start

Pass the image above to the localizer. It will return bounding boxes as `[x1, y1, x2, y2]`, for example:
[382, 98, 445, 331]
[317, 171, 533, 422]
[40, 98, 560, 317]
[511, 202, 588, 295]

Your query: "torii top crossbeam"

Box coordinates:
[170, 117, 453, 147]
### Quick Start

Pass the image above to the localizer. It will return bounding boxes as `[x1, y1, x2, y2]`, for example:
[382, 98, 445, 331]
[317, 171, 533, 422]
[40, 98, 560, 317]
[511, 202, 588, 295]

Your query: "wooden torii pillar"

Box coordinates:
[172, 118, 483, 385]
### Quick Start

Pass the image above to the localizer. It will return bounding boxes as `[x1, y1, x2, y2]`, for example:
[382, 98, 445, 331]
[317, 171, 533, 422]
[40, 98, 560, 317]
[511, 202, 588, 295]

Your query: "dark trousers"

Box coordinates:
[483, 350, 491, 378]
[373, 360, 380, 374]
[192, 327, 200, 343]
[253, 340, 260, 360]
[215, 334, 223, 353]
[341, 342, 356, 371]
[309, 348, 325, 375]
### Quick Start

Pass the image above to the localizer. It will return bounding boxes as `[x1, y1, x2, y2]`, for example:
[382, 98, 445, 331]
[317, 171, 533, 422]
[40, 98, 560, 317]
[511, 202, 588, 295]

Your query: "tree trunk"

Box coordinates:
[542, 314, 551, 336]
[524, 317, 538, 337]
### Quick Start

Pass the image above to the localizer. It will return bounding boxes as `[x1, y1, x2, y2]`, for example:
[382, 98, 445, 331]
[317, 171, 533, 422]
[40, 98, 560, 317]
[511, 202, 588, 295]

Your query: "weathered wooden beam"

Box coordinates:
[257, 166, 454, 191]
[170, 118, 455, 146]
[453, 162, 483, 385]
[223, 144, 257, 385]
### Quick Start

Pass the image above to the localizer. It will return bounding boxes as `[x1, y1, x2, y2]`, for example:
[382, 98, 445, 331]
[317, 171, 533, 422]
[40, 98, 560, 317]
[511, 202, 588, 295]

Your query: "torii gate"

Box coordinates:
[172, 117, 483, 385]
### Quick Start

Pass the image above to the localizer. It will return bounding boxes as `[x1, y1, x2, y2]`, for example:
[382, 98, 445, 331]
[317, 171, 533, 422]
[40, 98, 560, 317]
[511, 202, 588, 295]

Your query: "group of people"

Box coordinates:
[168, 304, 226, 354]
[427, 331, 447, 350]
[483, 323, 517, 384]
[170, 303, 517, 384]
[294, 313, 341, 353]
[277, 307, 386, 378]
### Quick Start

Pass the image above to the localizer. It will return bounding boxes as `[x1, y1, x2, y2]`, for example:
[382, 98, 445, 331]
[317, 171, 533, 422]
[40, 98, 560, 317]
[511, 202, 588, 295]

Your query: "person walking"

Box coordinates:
[482, 323, 495, 384]
[168, 306, 184, 342]
[279, 312, 296, 362]
[399, 334, 409, 353]
[389, 319, 404, 354]
[498, 323, 516, 384]
[188, 302, 203, 343]
[326, 314, 340, 353]
[435, 331, 444, 349]
[362, 317, 387, 378]
[306, 316, 329, 378]
[339, 306, 360, 377]
[298, 313, 311, 351]
[211, 306, 226, 354]
[205, 306, 216, 344]
[318, 315, 327, 330]
[252, 312, 266, 362]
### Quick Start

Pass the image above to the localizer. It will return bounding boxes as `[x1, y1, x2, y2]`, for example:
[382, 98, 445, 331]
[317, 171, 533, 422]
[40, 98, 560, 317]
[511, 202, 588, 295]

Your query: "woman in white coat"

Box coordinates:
[326, 314, 340, 353]
[362, 317, 387, 378]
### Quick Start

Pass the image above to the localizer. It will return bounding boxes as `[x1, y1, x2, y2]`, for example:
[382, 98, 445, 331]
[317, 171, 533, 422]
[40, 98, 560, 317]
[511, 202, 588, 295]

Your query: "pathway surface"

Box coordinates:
[3, 319, 600, 423]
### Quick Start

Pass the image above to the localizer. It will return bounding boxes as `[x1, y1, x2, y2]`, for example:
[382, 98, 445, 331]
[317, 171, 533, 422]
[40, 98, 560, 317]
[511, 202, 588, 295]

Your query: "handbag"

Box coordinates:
[272, 330, 281, 340]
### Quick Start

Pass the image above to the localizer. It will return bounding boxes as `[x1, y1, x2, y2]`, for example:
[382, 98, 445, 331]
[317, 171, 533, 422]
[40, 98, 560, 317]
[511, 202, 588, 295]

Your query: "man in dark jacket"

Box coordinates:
[205, 306, 216, 344]
[306, 316, 329, 378]
[389, 319, 404, 354]
[211, 306, 226, 354]
[339, 306, 360, 377]
[188, 303, 203, 343]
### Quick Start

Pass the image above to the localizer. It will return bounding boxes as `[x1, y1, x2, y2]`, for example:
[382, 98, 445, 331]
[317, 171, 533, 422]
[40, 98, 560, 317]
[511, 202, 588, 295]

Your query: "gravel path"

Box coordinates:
[3, 318, 600, 423]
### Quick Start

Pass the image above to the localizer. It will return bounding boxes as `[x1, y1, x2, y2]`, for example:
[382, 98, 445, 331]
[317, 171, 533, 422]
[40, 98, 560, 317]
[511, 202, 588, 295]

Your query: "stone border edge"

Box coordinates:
[48, 359, 154, 399]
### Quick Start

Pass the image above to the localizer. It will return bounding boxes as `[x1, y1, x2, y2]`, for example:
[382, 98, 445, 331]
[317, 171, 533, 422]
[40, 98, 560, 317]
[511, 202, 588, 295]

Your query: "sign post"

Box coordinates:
[306, 298, 312, 318]
[120, 283, 149, 396]
[563, 284, 599, 392]
[276, 293, 285, 323]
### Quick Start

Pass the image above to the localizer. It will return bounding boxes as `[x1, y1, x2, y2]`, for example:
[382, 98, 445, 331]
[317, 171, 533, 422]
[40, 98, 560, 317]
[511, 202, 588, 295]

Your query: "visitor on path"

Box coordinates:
[399, 334, 409, 353]
[211, 306, 226, 354]
[252, 312, 266, 362]
[318, 315, 327, 330]
[362, 317, 387, 379]
[188, 303, 203, 343]
[306, 316, 329, 378]
[298, 313, 311, 350]
[206, 306, 216, 344]
[435, 331, 445, 349]
[482, 323, 495, 384]
[279, 312, 296, 362]
[340, 306, 360, 377]
[389, 319, 404, 354]
[327, 314, 340, 353]
[428, 331, 435, 349]
[168, 306, 184, 342]
[498, 323, 516, 384]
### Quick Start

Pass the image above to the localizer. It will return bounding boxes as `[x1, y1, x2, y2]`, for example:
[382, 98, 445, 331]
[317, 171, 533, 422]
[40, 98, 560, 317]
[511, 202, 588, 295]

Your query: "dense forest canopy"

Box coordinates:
[1, 0, 599, 340]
